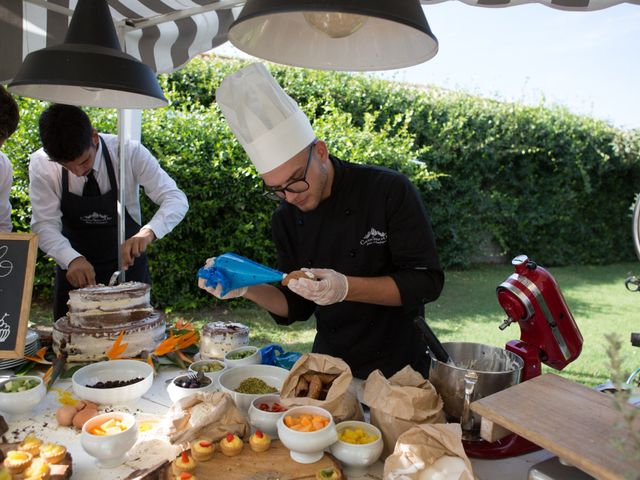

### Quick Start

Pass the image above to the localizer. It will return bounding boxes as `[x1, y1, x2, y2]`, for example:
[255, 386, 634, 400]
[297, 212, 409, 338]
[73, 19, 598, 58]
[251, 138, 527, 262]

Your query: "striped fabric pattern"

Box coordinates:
[0, 0, 637, 83]
[0, 0, 241, 83]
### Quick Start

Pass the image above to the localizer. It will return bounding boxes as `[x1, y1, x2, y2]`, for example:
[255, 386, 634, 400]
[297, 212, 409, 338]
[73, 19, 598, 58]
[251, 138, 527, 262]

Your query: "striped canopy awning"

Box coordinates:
[1, 0, 637, 84]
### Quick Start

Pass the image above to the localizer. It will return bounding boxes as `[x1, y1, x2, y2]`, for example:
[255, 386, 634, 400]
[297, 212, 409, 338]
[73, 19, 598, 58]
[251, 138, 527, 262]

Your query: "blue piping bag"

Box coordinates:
[197, 253, 285, 296]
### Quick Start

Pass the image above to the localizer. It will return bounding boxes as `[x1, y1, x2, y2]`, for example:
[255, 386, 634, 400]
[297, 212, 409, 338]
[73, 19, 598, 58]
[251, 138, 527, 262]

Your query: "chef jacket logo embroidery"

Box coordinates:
[360, 228, 387, 246]
[80, 212, 112, 225]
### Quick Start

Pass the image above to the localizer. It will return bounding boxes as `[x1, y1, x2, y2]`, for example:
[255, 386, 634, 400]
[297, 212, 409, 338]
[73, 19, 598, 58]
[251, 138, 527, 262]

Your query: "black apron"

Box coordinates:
[53, 136, 150, 320]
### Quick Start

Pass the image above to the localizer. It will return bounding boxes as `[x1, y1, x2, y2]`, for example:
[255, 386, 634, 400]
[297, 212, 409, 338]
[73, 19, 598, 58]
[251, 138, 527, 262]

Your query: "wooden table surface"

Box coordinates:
[471, 373, 640, 480]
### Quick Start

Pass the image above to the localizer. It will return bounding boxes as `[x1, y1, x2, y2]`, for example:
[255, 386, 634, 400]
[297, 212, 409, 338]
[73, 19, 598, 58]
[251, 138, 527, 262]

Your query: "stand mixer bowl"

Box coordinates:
[429, 342, 524, 439]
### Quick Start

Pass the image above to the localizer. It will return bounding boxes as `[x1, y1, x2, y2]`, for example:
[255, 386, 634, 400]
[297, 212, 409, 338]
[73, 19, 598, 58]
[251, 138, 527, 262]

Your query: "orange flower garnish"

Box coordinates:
[106, 330, 128, 360]
[25, 346, 52, 365]
[174, 319, 195, 331]
[154, 331, 198, 357]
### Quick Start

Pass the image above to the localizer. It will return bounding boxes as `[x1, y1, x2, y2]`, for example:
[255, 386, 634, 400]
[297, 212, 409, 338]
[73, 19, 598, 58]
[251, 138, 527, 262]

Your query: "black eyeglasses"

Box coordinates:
[263, 141, 317, 201]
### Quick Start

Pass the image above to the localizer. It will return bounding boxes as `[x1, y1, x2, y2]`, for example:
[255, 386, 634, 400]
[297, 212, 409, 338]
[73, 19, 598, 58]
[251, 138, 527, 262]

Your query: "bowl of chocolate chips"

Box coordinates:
[72, 359, 154, 405]
[167, 371, 215, 404]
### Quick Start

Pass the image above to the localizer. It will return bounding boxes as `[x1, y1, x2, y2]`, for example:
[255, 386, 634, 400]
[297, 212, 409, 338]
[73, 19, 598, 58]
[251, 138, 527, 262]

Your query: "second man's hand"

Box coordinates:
[122, 228, 156, 270]
[66, 256, 96, 288]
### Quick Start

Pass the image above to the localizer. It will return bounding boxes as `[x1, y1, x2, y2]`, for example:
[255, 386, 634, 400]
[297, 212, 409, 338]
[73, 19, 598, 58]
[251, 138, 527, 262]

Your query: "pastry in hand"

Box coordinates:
[282, 270, 316, 286]
[175, 473, 197, 480]
[172, 451, 196, 475]
[190, 439, 215, 461]
[39, 443, 67, 464]
[249, 429, 271, 453]
[3, 450, 33, 474]
[18, 433, 42, 457]
[316, 467, 343, 480]
[23, 457, 50, 480]
[219, 432, 243, 457]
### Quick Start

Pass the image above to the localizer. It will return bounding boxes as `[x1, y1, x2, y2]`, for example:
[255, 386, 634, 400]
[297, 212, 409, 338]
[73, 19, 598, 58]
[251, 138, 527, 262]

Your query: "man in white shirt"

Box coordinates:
[0, 86, 19, 232]
[29, 104, 189, 320]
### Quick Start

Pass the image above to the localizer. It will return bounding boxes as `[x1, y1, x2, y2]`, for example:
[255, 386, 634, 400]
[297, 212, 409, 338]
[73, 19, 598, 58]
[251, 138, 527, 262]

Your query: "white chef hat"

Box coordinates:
[216, 63, 315, 174]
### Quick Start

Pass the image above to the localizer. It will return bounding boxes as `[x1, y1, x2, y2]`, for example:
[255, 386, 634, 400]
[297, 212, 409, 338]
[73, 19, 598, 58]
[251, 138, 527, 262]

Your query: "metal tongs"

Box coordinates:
[108, 270, 122, 286]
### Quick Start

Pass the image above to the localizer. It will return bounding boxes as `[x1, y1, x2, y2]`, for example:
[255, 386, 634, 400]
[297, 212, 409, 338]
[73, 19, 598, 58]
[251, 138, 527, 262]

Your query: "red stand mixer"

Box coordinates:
[427, 254, 584, 459]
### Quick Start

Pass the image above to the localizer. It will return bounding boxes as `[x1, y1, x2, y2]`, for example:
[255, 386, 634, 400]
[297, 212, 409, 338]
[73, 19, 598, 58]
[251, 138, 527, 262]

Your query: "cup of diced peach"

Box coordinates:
[80, 412, 138, 468]
[276, 405, 337, 464]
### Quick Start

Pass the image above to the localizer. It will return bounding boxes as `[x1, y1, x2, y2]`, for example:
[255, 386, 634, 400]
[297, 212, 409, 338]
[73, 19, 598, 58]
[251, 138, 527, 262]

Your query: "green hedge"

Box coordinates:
[4, 56, 639, 310]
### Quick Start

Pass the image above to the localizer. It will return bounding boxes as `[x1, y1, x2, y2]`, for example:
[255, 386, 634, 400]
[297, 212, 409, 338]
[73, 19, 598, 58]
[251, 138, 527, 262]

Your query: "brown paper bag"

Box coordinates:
[363, 366, 445, 458]
[164, 391, 249, 447]
[383, 423, 474, 480]
[280, 353, 364, 422]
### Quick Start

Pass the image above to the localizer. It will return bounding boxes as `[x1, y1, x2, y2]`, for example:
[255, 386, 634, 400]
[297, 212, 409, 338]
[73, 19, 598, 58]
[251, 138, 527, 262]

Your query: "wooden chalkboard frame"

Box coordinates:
[0, 233, 38, 359]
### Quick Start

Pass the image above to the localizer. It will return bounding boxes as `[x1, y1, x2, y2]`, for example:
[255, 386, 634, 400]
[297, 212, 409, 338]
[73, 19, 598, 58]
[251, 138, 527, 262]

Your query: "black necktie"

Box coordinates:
[83, 170, 101, 197]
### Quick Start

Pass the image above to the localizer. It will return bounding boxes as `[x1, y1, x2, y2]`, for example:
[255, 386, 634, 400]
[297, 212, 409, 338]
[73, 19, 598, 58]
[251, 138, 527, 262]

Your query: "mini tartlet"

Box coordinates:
[18, 434, 42, 457]
[316, 467, 342, 480]
[249, 429, 271, 453]
[39, 443, 67, 464]
[23, 457, 50, 480]
[3, 450, 33, 474]
[190, 439, 215, 461]
[172, 452, 196, 475]
[219, 433, 243, 457]
[176, 472, 197, 480]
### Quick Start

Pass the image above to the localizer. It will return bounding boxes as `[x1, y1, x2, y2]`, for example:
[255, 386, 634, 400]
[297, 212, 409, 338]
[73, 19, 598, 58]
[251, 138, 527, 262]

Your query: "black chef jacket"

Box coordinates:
[269, 156, 444, 379]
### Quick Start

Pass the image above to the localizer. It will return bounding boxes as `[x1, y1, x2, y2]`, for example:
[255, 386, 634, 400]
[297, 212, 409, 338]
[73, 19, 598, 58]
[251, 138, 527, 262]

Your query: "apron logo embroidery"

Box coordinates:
[360, 228, 387, 246]
[80, 212, 112, 225]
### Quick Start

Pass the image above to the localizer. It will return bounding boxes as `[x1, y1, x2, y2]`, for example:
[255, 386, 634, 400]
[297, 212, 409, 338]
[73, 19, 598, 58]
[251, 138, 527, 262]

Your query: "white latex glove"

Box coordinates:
[287, 268, 348, 306]
[198, 257, 247, 299]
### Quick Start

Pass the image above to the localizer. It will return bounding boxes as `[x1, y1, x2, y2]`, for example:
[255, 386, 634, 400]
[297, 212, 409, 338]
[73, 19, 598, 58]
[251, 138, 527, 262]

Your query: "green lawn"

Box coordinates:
[31, 262, 640, 386]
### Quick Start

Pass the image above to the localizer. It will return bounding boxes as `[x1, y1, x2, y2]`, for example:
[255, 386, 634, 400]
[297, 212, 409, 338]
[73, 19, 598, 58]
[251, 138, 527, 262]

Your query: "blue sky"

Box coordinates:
[214, 3, 640, 130]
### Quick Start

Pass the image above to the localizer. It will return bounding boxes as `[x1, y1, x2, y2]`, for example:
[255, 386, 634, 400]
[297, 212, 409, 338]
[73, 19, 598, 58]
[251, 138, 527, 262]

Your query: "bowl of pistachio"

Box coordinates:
[0, 376, 46, 419]
[218, 364, 289, 413]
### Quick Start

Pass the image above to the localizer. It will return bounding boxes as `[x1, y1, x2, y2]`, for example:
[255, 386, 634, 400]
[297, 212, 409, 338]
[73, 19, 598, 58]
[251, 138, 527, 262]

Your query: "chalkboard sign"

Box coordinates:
[0, 233, 38, 359]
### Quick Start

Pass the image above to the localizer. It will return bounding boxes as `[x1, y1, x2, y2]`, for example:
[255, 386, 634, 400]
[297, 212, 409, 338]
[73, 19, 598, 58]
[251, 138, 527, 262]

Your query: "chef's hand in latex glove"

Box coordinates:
[286, 268, 348, 306]
[197, 257, 247, 299]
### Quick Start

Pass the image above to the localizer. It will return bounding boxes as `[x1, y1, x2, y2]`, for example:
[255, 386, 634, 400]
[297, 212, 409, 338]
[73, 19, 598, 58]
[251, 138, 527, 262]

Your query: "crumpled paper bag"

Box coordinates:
[363, 366, 446, 458]
[280, 353, 364, 423]
[383, 423, 474, 480]
[163, 391, 249, 447]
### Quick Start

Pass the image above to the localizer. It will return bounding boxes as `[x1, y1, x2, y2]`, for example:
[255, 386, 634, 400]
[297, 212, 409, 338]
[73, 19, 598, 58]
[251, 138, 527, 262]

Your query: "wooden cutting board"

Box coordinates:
[160, 440, 342, 480]
[470, 373, 640, 480]
[0, 442, 72, 479]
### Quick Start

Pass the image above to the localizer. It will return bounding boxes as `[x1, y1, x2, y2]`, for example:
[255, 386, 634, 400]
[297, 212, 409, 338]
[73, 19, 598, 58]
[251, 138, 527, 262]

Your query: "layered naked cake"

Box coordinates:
[199, 321, 249, 359]
[53, 282, 166, 362]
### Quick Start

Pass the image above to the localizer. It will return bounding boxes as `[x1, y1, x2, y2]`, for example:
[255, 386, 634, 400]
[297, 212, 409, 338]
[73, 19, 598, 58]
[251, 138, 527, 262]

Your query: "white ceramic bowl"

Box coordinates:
[167, 373, 215, 404]
[218, 364, 289, 413]
[72, 359, 153, 405]
[276, 405, 338, 464]
[0, 376, 46, 419]
[224, 346, 261, 368]
[330, 421, 384, 476]
[81, 411, 138, 468]
[248, 394, 288, 439]
[188, 359, 227, 389]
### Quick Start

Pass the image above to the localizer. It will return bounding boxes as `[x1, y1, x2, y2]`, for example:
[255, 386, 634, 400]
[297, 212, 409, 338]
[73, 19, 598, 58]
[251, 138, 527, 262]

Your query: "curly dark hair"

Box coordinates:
[39, 104, 93, 163]
[0, 85, 19, 143]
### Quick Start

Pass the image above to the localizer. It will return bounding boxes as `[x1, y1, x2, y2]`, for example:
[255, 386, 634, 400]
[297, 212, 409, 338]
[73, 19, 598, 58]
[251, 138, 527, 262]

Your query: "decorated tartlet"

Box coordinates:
[3, 450, 33, 474]
[176, 472, 198, 480]
[219, 433, 243, 457]
[190, 439, 215, 461]
[39, 443, 67, 464]
[316, 467, 342, 480]
[18, 434, 42, 457]
[172, 452, 196, 475]
[249, 429, 271, 453]
[23, 457, 51, 480]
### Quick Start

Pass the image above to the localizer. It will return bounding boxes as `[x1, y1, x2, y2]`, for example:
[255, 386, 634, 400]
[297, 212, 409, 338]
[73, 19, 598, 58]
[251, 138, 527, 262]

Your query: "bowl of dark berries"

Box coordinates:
[72, 359, 154, 405]
[167, 371, 215, 404]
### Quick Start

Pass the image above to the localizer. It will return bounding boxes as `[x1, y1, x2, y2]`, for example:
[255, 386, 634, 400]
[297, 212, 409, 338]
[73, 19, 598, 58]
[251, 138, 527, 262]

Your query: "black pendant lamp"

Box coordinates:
[9, 0, 167, 108]
[228, 0, 438, 71]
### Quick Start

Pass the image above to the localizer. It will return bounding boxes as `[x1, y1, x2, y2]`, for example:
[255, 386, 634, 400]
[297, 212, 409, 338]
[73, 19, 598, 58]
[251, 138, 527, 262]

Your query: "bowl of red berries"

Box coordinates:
[248, 394, 287, 439]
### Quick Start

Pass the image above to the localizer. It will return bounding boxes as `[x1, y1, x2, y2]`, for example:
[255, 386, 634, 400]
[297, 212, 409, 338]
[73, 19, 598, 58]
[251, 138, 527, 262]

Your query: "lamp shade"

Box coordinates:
[9, 0, 167, 108]
[228, 0, 438, 71]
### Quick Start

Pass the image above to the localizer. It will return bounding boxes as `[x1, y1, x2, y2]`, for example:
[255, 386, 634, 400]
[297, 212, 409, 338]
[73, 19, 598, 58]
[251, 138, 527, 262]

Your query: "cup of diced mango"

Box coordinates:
[80, 412, 138, 468]
[330, 420, 383, 476]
